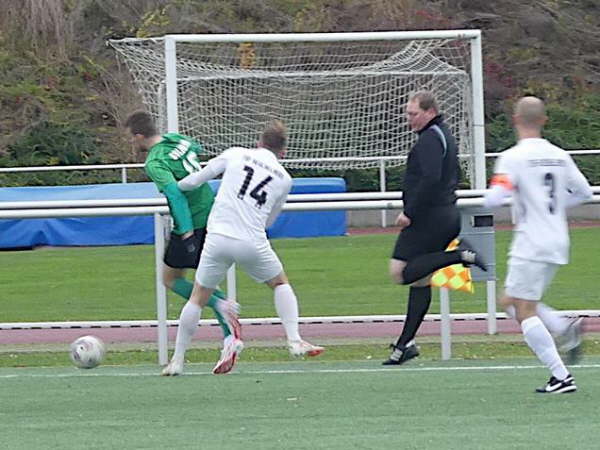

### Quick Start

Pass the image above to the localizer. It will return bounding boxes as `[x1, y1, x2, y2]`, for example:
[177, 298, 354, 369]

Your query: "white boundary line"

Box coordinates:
[4, 310, 600, 330]
[2, 363, 600, 379]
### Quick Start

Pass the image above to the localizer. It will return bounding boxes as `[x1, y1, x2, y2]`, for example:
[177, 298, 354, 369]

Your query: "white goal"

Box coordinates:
[110, 30, 486, 188]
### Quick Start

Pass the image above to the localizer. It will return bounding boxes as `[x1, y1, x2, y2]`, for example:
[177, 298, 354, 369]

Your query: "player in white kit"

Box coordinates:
[162, 120, 324, 376]
[484, 97, 592, 394]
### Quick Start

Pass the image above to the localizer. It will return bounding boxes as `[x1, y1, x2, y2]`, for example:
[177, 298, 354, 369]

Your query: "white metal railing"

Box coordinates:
[0, 193, 553, 219]
[2, 149, 599, 227]
[3, 189, 600, 217]
[1, 149, 598, 182]
[0, 163, 144, 184]
[2, 193, 600, 364]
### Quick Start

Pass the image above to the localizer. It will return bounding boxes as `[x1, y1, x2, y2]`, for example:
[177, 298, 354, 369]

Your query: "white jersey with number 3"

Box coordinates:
[491, 138, 591, 264]
[203, 147, 292, 242]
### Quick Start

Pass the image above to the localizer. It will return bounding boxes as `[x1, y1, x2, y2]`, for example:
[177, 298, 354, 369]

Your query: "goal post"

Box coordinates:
[110, 29, 486, 187]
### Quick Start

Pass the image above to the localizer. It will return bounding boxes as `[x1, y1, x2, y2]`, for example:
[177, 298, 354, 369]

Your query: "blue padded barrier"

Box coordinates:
[0, 178, 346, 248]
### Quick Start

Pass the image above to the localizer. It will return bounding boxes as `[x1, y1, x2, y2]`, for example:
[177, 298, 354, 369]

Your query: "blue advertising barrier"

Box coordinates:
[0, 178, 346, 248]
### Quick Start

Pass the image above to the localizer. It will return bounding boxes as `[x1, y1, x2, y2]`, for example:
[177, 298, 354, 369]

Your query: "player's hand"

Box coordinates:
[395, 213, 411, 230]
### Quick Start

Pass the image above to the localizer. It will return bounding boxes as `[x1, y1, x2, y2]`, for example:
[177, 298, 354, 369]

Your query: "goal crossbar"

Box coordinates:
[114, 30, 481, 45]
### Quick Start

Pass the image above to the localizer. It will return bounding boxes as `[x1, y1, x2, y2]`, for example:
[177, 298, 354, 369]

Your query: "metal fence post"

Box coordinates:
[154, 213, 168, 365]
[379, 159, 387, 228]
[440, 288, 452, 360]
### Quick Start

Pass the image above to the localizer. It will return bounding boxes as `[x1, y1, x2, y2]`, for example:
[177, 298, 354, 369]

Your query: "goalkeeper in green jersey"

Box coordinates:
[125, 111, 240, 349]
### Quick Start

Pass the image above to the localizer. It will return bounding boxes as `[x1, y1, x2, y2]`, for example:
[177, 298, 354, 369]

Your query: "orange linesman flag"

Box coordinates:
[431, 239, 474, 294]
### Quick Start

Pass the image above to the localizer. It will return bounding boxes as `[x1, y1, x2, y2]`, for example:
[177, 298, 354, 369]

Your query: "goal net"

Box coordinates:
[110, 32, 482, 179]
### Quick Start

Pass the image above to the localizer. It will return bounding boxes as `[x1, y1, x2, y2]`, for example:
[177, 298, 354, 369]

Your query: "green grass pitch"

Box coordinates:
[2, 229, 600, 449]
[2, 359, 600, 449]
[1, 229, 600, 322]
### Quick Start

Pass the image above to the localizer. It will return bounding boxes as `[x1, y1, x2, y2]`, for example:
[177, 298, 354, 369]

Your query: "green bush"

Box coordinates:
[8, 121, 102, 167]
[0, 169, 148, 188]
[0, 121, 142, 187]
[486, 95, 600, 183]
[488, 94, 600, 152]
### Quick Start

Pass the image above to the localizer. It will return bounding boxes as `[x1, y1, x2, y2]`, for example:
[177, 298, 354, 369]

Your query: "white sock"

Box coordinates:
[506, 303, 570, 337]
[521, 316, 569, 380]
[505, 305, 516, 319]
[274, 284, 301, 342]
[536, 303, 570, 336]
[172, 301, 202, 363]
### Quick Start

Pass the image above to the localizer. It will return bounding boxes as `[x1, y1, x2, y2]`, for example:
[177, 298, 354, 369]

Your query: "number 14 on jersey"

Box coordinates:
[238, 165, 272, 208]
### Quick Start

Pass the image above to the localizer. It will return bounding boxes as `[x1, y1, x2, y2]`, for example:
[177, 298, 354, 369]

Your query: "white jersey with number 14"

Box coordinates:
[203, 147, 292, 243]
[490, 138, 591, 264]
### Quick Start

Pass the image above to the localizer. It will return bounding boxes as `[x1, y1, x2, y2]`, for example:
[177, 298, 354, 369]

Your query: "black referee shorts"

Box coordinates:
[164, 228, 207, 269]
[392, 205, 460, 262]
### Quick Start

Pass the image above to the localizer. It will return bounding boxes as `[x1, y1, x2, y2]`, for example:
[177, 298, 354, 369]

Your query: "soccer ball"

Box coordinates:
[70, 335, 106, 369]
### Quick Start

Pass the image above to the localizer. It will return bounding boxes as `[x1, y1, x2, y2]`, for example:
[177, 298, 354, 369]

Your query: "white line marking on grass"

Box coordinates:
[1, 363, 600, 379]
[252, 364, 600, 375]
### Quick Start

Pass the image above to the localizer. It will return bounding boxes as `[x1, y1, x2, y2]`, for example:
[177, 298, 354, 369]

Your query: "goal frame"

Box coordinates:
[156, 30, 486, 188]
[111, 30, 486, 186]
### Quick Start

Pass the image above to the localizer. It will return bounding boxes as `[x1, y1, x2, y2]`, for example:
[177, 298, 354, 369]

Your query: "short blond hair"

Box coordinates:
[261, 120, 287, 152]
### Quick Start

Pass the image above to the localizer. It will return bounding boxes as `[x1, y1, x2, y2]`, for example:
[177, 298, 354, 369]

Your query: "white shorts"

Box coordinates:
[195, 233, 283, 289]
[504, 256, 559, 301]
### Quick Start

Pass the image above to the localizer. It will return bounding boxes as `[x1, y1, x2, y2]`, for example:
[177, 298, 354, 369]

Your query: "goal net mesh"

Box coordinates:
[110, 36, 474, 172]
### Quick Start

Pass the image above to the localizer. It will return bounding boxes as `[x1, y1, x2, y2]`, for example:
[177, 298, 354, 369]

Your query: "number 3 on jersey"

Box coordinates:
[238, 165, 273, 208]
[543, 172, 556, 214]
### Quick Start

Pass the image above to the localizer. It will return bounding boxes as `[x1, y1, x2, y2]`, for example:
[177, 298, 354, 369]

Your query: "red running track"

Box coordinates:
[2, 318, 599, 346]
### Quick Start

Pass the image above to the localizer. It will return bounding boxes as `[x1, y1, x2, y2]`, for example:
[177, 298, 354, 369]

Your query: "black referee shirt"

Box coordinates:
[402, 115, 459, 220]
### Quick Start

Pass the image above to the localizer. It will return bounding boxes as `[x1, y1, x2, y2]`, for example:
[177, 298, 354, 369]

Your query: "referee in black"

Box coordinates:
[384, 91, 485, 365]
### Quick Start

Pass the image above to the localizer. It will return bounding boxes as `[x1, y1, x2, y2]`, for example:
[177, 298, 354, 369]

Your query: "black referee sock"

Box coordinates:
[401, 250, 462, 285]
[396, 286, 432, 347]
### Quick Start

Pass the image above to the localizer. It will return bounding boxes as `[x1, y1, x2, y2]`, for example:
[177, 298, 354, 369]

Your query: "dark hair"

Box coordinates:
[261, 120, 287, 152]
[409, 90, 439, 113]
[124, 111, 158, 137]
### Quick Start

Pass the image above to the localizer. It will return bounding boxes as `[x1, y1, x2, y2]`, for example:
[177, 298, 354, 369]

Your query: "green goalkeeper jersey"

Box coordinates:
[144, 133, 214, 235]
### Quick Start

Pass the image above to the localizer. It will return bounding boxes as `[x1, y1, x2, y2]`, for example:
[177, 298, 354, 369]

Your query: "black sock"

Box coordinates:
[401, 251, 461, 285]
[396, 286, 432, 347]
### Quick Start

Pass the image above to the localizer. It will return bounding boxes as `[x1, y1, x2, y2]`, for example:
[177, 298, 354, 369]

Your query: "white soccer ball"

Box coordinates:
[70, 335, 106, 369]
